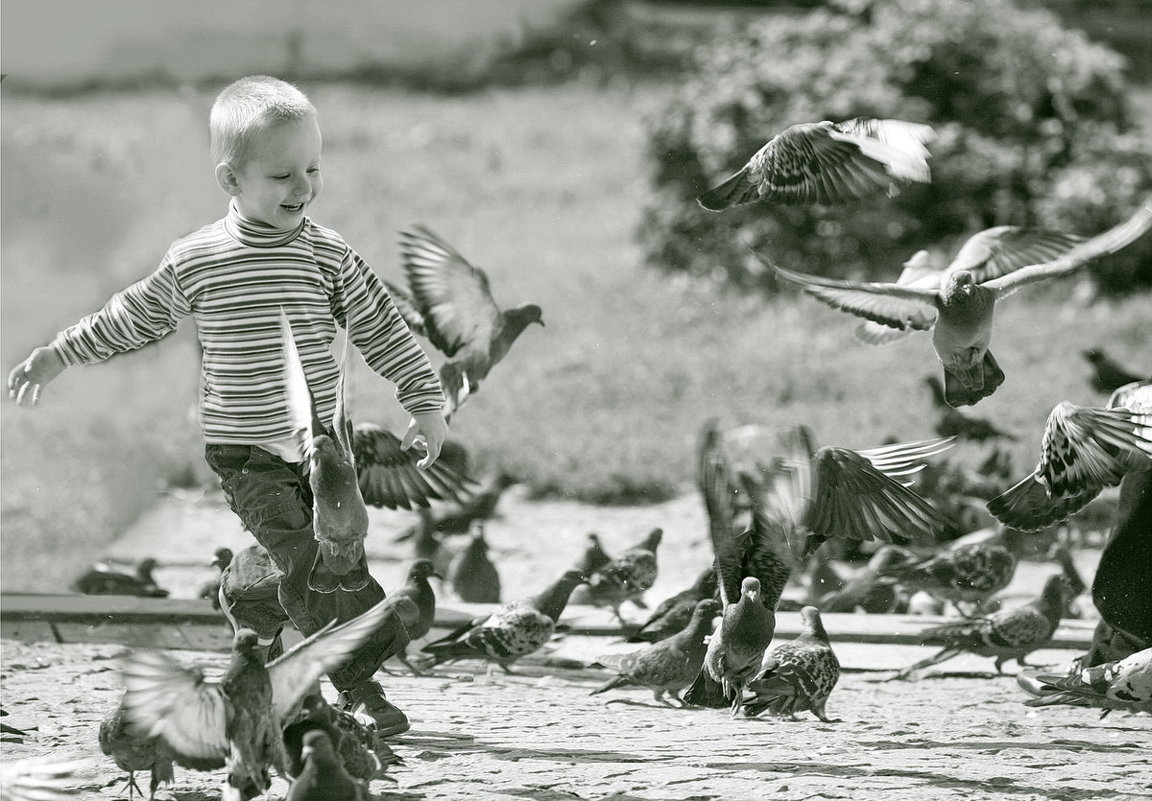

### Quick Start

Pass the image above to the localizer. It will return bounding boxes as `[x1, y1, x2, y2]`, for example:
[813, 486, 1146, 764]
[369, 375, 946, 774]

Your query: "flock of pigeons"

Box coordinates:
[9, 117, 1152, 800]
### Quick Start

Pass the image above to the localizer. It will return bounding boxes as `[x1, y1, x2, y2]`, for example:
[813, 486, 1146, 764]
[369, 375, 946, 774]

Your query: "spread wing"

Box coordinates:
[119, 651, 230, 764]
[855, 436, 956, 485]
[948, 226, 1085, 283]
[399, 225, 501, 358]
[984, 204, 1152, 298]
[352, 422, 475, 510]
[383, 279, 428, 338]
[1038, 402, 1152, 495]
[697, 418, 742, 608]
[760, 254, 940, 331]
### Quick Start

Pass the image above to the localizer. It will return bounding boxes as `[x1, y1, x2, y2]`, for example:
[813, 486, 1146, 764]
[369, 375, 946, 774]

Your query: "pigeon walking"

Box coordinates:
[1083, 348, 1145, 394]
[697, 117, 935, 210]
[894, 574, 1073, 679]
[448, 524, 502, 603]
[420, 568, 587, 673]
[383, 559, 441, 674]
[764, 205, 1152, 406]
[283, 729, 369, 801]
[391, 225, 544, 419]
[744, 606, 841, 721]
[73, 558, 169, 598]
[99, 693, 180, 801]
[988, 385, 1152, 532]
[878, 541, 1017, 616]
[1023, 647, 1152, 716]
[120, 596, 398, 801]
[591, 598, 721, 707]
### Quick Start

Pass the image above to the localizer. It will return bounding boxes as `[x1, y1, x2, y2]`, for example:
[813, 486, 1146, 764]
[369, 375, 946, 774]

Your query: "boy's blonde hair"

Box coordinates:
[210, 75, 316, 167]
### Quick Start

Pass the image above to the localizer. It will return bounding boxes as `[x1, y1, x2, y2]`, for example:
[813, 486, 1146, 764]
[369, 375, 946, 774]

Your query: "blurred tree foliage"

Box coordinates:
[639, 0, 1152, 294]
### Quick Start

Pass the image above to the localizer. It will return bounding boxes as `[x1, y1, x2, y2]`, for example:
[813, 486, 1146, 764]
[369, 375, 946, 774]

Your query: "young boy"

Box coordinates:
[6, 75, 448, 736]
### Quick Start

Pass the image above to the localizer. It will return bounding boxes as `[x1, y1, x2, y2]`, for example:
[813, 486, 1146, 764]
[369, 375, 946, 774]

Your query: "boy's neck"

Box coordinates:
[224, 200, 306, 248]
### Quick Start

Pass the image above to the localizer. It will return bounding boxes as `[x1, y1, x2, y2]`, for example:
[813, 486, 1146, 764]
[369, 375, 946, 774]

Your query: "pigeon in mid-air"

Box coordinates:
[1082, 348, 1145, 394]
[390, 224, 544, 419]
[697, 117, 935, 210]
[765, 204, 1152, 406]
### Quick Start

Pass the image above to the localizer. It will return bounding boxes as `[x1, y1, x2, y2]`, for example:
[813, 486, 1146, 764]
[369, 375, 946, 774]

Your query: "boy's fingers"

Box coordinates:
[400, 420, 418, 451]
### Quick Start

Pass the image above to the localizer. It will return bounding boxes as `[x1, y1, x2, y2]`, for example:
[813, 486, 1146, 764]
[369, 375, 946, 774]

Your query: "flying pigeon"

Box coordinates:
[1023, 647, 1152, 717]
[590, 598, 721, 707]
[99, 693, 184, 801]
[764, 204, 1152, 406]
[0, 757, 93, 801]
[282, 694, 381, 783]
[584, 528, 664, 623]
[924, 376, 1017, 442]
[283, 729, 369, 801]
[987, 386, 1152, 532]
[1082, 348, 1146, 394]
[448, 523, 503, 603]
[420, 568, 587, 673]
[697, 117, 935, 210]
[878, 540, 1017, 616]
[120, 596, 398, 801]
[392, 470, 516, 542]
[626, 568, 718, 644]
[393, 224, 544, 419]
[198, 548, 234, 610]
[73, 558, 169, 598]
[744, 605, 841, 721]
[894, 574, 1073, 679]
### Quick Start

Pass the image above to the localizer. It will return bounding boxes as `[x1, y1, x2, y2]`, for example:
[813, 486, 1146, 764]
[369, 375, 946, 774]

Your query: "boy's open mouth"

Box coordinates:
[282, 202, 305, 213]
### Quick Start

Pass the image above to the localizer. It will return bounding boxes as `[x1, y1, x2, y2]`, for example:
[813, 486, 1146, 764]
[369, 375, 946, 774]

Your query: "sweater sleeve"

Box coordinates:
[336, 246, 445, 416]
[50, 257, 190, 366]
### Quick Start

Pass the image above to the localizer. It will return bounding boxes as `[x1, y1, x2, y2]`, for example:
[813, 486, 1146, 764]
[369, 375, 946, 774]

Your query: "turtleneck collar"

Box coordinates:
[223, 201, 306, 248]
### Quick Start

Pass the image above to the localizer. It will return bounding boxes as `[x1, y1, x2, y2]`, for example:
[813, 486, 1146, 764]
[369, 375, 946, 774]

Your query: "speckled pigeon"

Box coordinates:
[1024, 647, 1152, 716]
[591, 598, 721, 707]
[745, 606, 841, 721]
[894, 574, 1073, 679]
[878, 540, 1018, 616]
[584, 528, 664, 623]
[420, 568, 587, 673]
[697, 117, 935, 211]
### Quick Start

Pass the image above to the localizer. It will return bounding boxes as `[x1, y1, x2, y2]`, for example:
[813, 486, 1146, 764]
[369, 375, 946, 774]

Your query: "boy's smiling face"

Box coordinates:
[220, 114, 323, 230]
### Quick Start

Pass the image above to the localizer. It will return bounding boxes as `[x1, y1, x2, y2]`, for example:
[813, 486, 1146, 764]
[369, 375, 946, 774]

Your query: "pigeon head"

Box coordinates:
[210, 548, 234, 569]
[509, 303, 544, 328]
[232, 630, 262, 653]
[301, 729, 338, 760]
[945, 270, 976, 295]
[799, 605, 830, 641]
[693, 598, 721, 620]
[739, 576, 762, 603]
[408, 559, 442, 581]
[136, 558, 160, 579]
[1042, 574, 1076, 608]
[1082, 348, 1103, 364]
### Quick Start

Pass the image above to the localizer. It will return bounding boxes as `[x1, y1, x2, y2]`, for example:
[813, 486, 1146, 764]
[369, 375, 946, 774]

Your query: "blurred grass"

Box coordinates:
[3, 80, 1151, 591]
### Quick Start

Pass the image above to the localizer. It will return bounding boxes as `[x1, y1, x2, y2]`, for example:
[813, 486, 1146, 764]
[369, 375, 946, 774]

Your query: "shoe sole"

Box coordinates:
[373, 720, 411, 738]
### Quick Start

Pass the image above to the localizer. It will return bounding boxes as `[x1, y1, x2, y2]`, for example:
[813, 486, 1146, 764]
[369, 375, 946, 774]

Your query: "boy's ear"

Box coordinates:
[215, 162, 242, 196]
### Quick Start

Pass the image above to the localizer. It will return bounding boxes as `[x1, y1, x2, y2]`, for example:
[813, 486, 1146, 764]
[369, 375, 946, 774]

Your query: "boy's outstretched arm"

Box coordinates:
[7, 347, 65, 406]
[401, 410, 449, 470]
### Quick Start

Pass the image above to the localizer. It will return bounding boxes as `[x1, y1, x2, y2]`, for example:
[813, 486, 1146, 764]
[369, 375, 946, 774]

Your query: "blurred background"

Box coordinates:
[2, 0, 1150, 591]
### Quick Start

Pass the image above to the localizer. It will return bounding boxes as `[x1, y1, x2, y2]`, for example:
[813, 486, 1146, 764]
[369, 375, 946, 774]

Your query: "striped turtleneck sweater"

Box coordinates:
[51, 202, 444, 455]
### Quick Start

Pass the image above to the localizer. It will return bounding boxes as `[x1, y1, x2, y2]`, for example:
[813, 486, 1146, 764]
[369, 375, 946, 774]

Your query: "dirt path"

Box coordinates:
[2, 490, 1148, 800]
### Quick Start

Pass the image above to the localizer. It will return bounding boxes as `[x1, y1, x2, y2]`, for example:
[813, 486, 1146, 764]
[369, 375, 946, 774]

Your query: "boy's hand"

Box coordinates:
[401, 410, 449, 470]
[7, 347, 65, 406]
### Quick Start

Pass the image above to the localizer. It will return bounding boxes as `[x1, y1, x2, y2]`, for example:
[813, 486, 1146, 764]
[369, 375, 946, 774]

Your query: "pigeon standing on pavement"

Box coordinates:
[1023, 647, 1152, 716]
[73, 558, 169, 598]
[924, 376, 1017, 442]
[448, 524, 502, 603]
[626, 568, 718, 644]
[878, 541, 1017, 617]
[574, 533, 613, 577]
[1083, 348, 1145, 394]
[283, 729, 369, 801]
[591, 598, 722, 707]
[697, 117, 935, 210]
[894, 574, 1074, 679]
[987, 385, 1152, 532]
[744, 606, 841, 721]
[765, 205, 1152, 406]
[383, 559, 441, 674]
[391, 224, 544, 419]
[120, 596, 397, 801]
[420, 568, 588, 673]
[99, 693, 180, 801]
[199, 548, 234, 610]
[584, 528, 664, 623]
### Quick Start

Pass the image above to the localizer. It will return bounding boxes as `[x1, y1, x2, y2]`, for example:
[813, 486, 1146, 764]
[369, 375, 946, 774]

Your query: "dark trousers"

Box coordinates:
[205, 444, 406, 690]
